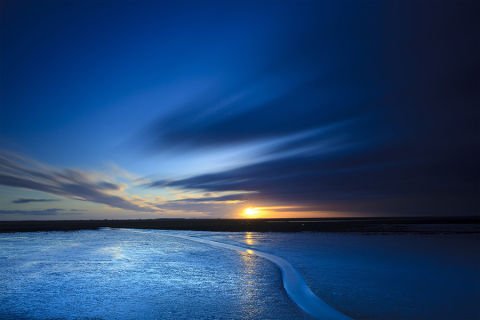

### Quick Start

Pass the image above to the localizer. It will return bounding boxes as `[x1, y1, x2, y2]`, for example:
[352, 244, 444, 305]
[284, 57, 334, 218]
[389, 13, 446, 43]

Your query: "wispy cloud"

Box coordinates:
[0, 151, 157, 213]
[0, 150, 245, 217]
[0, 208, 69, 216]
[12, 198, 59, 204]
[171, 194, 249, 204]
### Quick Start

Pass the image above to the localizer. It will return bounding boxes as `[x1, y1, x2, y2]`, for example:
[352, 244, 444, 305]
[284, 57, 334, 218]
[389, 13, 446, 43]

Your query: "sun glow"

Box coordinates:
[244, 207, 260, 218]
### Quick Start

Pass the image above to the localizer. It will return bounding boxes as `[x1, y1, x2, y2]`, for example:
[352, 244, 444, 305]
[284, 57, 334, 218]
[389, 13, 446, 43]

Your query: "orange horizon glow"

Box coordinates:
[243, 207, 260, 218]
[240, 205, 349, 219]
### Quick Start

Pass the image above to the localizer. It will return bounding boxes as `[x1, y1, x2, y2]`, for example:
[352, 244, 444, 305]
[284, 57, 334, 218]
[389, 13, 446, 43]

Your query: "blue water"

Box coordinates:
[188, 230, 480, 319]
[0, 230, 306, 320]
[1, 229, 479, 319]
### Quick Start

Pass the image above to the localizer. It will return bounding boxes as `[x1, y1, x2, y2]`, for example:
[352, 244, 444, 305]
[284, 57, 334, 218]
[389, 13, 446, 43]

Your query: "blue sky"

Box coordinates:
[0, 1, 478, 219]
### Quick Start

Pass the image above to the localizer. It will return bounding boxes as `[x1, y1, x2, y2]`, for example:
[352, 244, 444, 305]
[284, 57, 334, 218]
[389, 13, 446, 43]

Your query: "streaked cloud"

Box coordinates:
[0, 150, 249, 218]
[0, 208, 69, 216]
[12, 198, 59, 204]
[0, 151, 156, 213]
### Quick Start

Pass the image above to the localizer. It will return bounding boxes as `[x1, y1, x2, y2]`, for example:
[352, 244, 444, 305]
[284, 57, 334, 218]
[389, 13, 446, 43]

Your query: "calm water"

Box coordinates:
[189, 230, 480, 319]
[1, 229, 479, 319]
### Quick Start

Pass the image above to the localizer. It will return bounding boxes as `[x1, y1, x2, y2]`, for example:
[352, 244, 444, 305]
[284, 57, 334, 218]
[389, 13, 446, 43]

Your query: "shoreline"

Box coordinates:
[133, 229, 352, 319]
[0, 217, 478, 233]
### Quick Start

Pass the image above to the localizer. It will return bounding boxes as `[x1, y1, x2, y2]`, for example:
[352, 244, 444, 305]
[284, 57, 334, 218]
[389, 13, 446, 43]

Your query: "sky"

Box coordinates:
[0, 0, 478, 220]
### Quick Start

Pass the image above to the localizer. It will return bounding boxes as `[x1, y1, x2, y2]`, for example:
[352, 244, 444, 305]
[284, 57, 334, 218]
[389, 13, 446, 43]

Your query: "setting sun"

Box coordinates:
[244, 207, 260, 218]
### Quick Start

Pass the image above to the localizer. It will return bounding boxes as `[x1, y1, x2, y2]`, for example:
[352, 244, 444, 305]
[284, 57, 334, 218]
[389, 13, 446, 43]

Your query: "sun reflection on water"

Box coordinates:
[239, 247, 263, 317]
[245, 232, 255, 246]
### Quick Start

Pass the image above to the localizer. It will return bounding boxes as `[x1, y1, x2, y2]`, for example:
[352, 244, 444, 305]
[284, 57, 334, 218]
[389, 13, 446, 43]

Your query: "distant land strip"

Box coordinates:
[0, 217, 479, 233]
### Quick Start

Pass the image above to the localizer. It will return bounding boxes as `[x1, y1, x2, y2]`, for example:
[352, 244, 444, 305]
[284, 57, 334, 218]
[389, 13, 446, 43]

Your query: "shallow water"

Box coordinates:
[1, 229, 479, 319]
[186, 230, 480, 319]
[0, 229, 306, 320]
